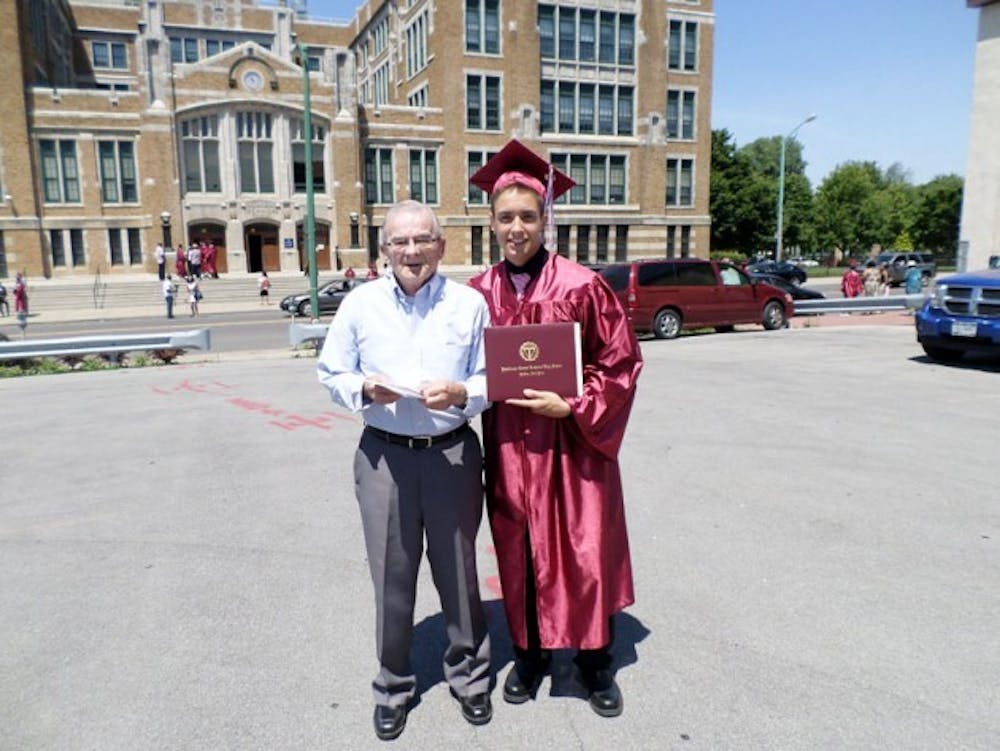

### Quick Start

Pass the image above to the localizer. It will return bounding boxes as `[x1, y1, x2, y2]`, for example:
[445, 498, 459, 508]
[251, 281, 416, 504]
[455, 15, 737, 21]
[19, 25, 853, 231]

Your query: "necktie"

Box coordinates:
[511, 272, 531, 300]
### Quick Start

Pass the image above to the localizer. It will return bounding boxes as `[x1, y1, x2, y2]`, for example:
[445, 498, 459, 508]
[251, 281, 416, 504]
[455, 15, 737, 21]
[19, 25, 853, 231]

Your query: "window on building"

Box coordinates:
[543, 81, 631, 136]
[50, 229, 65, 267]
[109, 229, 123, 265]
[666, 158, 694, 207]
[578, 83, 595, 134]
[181, 115, 221, 193]
[70, 229, 85, 266]
[598, 85, 614, 134]
[291, 120, 326, 193]
[406, 11, 429, 77]
[596, 225, 609, 263]
[98, 141, 138, 203]
[579, 10, 596, 61]
[466, 0, 500, 54]
[538, 6, 555, 58]
[617, 86, 633, 136]
[552, 153, 627, 206]
[372, 17, 388, 57]
[466, 74, 500, 130]
[467, 150, 497, 205]
[669, 20, 698, 71]
[237, 111, 274, 194]
[364, 147, 394, 204]
[106, 228, 142, 266]
[599, 12, 615, 63]
[681, 225, 692, 257]
[559, 6, 576, 59]
[408, 85, 428, 108]
[205, 39, 234, 57]
[618, 14, 635, 65]
[667, 90, 696, 139]
[576, 225, 590, 263]
[128, 228, 142, 264]
[489, 230, 500, 263]
[557, 225, 571, 258]
[373, 63, 389, 106]
[39, 140, 80, 203]
[614, 225, 628, 261]
[409, 149, 438, 203]
[540, 7, 633, 66]
[171, 37, 201, 63]
[92, 41, 127, 69]
[470, 226, 483, 265]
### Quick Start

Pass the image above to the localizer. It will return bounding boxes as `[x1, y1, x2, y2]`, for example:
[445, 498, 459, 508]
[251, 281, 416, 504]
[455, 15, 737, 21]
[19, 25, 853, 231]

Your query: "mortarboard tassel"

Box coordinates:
[544, 164, 555, 249]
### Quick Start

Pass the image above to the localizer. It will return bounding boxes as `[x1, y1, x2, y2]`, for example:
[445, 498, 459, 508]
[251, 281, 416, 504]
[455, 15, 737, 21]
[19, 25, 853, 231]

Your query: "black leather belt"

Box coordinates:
[364, 423, 470, 450]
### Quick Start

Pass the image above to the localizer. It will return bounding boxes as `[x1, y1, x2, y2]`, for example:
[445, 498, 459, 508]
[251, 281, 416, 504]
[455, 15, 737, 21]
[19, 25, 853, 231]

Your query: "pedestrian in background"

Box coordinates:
[175, 244, 186, 278]
[0, 280, 8, 317]
[905, 260, 924, 295]
[186, 275, 200, 316]
[878, 262, 891, 296]
[155, 242, 166, 281]
[862, 260, 880, 297]
[187, 243, 202, 279]
[258, 270, 270, 304]
[841, 261, 863, 298]
[162, 274, 176, 319]
[13, 272, 28, 315]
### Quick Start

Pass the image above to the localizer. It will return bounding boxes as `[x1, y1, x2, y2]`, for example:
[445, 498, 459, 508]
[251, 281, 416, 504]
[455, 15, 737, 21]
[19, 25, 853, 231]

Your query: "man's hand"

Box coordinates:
[421, 380, 468, 411]
[363, 375, 402, 405]
[506, 389, 571, 418]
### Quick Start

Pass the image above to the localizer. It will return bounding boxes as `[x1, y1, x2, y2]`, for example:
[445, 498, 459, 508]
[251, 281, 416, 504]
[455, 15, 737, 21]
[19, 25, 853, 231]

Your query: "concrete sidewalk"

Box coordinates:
[2, 327, 997, 750]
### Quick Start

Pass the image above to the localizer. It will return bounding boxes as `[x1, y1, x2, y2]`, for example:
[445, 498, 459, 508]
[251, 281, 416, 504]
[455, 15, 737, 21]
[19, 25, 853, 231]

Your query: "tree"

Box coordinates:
[911, 175, 963, 258]
[710, 130, 814, 255]
[813, 162, 886, 257]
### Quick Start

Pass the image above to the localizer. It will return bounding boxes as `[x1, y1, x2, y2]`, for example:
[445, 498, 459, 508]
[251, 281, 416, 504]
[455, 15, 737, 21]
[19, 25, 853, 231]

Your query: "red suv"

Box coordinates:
[598, 259, 793, 339]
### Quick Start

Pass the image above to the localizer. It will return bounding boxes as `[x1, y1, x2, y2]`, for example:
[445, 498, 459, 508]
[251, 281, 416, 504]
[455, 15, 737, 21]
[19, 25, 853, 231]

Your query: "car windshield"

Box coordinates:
[874, 253, 896, 264]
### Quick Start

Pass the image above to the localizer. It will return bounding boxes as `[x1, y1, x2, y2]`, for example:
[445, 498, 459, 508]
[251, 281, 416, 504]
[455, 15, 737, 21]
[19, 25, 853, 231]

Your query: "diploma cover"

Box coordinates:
[484, 322, 583, 401]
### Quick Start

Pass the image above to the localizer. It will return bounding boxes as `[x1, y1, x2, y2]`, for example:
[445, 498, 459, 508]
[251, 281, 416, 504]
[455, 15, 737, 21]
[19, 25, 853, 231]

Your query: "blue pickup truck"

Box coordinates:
[915, 269, 1000, 363]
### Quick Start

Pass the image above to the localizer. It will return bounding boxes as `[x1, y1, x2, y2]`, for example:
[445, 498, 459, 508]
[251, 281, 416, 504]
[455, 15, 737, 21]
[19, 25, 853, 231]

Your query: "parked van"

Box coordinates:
[598, 259, 793, 339]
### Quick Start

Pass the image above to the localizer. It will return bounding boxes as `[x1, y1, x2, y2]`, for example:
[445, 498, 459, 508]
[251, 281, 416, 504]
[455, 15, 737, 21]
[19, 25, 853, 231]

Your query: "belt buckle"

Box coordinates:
[409, 435, 433, 449]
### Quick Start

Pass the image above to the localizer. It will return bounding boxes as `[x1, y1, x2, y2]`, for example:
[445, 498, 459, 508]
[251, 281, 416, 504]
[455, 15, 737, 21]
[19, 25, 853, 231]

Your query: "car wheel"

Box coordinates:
[762, 301, 786, 330]
[921, 345, 964, 363]
[296, 300, 312, 317]
[653, 308, 682, 339]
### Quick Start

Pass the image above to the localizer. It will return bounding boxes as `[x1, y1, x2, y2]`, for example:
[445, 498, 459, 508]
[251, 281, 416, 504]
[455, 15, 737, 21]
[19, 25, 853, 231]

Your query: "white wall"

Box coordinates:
[959, 3, 1000, 270]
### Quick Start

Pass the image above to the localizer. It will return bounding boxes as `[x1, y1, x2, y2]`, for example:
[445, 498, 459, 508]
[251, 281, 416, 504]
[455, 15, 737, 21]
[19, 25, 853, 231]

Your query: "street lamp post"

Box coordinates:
[160, 211, 172, 249]
[296, 41, 319, 319]
[775, 114, 817, 262]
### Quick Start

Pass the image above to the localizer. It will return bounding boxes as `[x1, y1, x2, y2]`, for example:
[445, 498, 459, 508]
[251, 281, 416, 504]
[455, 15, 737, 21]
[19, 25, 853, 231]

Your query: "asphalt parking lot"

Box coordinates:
[1, 324, 997, 750]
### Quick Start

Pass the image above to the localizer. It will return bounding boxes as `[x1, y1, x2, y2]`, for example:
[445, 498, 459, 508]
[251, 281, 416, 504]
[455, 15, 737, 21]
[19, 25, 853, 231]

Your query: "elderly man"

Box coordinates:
[317, 200, 492, 741]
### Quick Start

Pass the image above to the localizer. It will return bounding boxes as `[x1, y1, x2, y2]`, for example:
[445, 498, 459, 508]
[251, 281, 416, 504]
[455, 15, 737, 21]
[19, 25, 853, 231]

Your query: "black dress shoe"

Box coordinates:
[373, 704, 407, 741]
[581, 668, 623, 717]
[502, 658, 551, 704]
[455, 691, 493, 725]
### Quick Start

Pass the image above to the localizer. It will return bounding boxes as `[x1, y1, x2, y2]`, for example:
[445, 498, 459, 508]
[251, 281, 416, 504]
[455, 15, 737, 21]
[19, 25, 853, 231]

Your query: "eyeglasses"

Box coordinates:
[385, 234, 439, 250]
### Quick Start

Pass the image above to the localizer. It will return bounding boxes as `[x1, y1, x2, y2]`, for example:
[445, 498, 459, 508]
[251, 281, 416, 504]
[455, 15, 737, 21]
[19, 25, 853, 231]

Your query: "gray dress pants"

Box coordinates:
[354, 426, 491, 707]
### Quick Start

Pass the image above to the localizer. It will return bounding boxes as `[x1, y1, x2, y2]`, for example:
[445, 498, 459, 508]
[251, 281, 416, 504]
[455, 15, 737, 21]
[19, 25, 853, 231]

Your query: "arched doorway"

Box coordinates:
[244, 222, 280, 273]
[188, 221, 228, 273]
[295, 221, 331, 272]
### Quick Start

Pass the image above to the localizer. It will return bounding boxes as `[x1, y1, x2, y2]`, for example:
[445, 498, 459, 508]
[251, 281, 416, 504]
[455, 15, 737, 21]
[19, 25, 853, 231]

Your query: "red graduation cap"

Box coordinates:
[469, 139, 575, 201]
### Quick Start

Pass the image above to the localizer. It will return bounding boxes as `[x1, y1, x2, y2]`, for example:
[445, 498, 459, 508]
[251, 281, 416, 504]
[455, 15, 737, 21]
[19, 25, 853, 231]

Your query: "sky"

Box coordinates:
[299, 0, 981, 187]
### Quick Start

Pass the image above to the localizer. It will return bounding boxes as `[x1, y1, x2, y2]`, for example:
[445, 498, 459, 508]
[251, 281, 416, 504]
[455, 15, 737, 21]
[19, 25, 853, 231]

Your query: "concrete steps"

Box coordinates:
[19, 268, 481, 315]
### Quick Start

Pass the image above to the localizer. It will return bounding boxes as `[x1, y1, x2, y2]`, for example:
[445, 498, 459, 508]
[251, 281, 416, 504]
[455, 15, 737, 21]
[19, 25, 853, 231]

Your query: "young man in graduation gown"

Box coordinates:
[468, 140, 643, 717]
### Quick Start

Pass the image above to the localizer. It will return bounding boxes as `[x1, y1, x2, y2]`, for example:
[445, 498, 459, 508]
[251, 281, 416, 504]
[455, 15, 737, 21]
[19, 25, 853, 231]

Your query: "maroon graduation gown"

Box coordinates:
[469, 253, 643, 650]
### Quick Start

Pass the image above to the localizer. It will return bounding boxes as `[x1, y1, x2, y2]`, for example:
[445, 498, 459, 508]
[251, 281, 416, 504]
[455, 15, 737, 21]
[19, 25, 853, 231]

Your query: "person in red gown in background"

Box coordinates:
[467, 140, 643, 718]
[175, 244, 186, 278]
